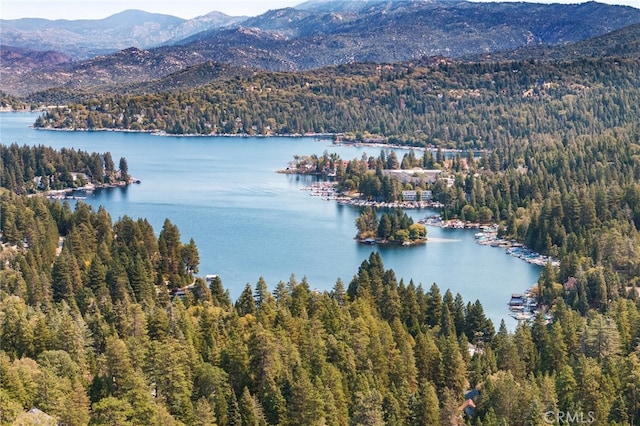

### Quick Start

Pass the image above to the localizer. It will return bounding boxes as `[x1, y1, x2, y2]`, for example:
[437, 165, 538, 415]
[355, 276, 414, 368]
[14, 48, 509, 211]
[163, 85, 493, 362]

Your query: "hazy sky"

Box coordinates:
[1, 0, 638, 20]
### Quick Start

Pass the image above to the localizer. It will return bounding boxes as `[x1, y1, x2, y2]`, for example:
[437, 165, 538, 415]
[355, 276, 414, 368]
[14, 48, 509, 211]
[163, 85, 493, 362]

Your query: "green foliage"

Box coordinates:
[35, 57, 640, 150]
[0, 186, 639, 424]
[0, 91, 29, 110]
[3, 48, 640, 422]
[0, 144, 129, 194]
[355, 207, 379, 240]
[355, 207, 426, 243]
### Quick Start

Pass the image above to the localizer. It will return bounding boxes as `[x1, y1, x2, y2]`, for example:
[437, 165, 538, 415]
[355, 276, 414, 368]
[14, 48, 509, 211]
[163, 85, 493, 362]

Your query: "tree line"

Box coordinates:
[32, 57, 639, 149]
[0, 143, 130, 195]
[2, 186, 640, 425]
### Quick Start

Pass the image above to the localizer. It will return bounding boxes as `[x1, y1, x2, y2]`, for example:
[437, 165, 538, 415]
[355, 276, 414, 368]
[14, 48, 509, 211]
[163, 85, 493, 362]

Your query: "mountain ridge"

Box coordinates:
[2, 1, 639, 97]
[15, 19, 640, 108]
[0, 9, 245, 59]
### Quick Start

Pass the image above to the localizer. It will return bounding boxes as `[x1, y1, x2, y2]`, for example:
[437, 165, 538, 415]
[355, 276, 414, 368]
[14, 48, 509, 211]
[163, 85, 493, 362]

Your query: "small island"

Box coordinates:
[355, 207, 427, 246]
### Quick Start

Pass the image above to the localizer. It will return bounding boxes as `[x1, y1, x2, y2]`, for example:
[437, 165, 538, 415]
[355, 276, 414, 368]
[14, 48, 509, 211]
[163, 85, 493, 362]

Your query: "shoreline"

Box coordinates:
[32, 125, 336, 140]
[338, 198, 443, 209]
[301, 179, 558, 267]
[420, 215, 559, 267]
[301, 181, 445, 210]
[32, 178, 140, 200]
[356, 237, 428, 246]
[29, 124, 481, 153]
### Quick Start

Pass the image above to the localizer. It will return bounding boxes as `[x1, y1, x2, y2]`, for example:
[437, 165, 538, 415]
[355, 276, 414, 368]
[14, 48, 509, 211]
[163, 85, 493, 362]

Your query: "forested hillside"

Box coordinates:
[2, 19, 640, 426]
[0, 91, 29, 110]
[3, 1, 639, 96]
[0, 144, 130, 194]
[2, 185, 640, 425]
[35, 57, 639, 148]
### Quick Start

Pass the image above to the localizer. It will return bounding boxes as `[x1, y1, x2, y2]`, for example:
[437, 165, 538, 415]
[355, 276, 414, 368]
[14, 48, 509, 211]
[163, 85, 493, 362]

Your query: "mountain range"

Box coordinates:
[1, 0, 639, 97]
[0, 9, 245, 59]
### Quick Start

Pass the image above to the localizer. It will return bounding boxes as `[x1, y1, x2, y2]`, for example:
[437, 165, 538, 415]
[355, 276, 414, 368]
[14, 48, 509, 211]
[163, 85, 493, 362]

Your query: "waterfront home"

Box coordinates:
[402, 190, 418, 201]
[381, 168, 442, 184]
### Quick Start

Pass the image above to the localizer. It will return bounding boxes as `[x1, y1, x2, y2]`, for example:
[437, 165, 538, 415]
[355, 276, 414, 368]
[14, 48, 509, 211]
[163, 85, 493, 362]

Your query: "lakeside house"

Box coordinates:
[381, 168, 443, 184]
[402, 190, 418, 201]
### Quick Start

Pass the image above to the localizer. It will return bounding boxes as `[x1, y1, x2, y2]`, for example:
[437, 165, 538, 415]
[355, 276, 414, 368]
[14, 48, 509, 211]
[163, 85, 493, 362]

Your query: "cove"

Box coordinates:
[1, 112, 542, 329]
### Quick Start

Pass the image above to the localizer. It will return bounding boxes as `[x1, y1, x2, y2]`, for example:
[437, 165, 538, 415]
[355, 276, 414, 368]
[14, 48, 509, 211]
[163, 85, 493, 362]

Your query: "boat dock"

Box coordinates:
[473, 229, 560, 267]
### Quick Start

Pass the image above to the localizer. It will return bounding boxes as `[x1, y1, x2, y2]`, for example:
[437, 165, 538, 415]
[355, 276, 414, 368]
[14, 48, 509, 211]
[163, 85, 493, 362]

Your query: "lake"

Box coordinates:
[1, 112, 541, 329]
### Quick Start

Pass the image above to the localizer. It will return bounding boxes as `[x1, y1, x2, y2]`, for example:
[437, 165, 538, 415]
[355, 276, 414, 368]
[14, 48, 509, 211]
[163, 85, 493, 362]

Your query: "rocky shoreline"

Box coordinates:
[301, 181, 444, 210]
[356, 237, 427, 246]
[40, 178, 140, 200]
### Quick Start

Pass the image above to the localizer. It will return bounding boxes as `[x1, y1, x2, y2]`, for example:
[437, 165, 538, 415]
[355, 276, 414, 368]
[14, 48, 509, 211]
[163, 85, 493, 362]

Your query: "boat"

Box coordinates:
[508, 294, 525, 309]
[510, 312, 533, 321]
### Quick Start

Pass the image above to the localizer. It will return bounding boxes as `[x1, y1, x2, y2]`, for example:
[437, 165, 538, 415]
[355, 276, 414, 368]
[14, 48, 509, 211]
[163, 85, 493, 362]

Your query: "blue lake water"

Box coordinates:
[1, 112, 541, 329]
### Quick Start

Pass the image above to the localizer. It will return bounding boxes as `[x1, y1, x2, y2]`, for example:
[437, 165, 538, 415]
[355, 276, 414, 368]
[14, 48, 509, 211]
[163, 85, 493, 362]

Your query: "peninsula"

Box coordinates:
[0, 143, 136, 198]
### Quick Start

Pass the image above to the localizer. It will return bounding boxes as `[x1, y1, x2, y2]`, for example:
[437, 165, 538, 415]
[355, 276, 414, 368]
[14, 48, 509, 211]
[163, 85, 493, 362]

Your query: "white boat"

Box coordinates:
[510, 312, 533, 321]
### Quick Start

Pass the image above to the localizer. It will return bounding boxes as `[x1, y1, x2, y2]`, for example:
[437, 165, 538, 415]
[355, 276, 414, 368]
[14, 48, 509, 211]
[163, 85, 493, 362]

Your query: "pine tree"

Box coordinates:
[408, 380, 439, 426]
[350, 390, 384, 426]
[151, 338, 194, 423]
[91, 397, 133, 425]
[118, 157, 129, 182]
[440, 335, 467, 396]
[236, 283, 256, 317]
[227, 389, 241, 426]
[194, 397, 218, 426]
[414, 331, 443, 386]
[286, 366, 325, 425]
[425, 283, 442, 328]
[239, 387, 261, 426]
[210, 275, 231, 308]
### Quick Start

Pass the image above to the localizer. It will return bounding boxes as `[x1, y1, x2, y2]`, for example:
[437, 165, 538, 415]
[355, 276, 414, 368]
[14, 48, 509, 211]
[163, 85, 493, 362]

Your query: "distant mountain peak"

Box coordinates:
[104, 9, 184, 19]
[0, 9, 244, 59]
[2, 1, 640, 96]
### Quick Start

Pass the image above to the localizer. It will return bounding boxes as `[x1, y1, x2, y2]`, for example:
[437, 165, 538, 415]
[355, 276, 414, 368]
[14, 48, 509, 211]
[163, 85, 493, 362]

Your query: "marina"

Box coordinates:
[301, 181, 445, 209]
[506, 288, 552, 323]
[416, 214, 561, 268]
[507, 290, 537, 321]
[473, 226, 560, 267]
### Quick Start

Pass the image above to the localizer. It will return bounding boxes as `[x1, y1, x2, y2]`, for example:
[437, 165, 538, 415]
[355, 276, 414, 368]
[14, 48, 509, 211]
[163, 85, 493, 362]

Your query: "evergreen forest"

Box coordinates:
[0, 144, 131, 194]
[1, 26, 640, 426]
[34, 57, 639, 150]
[2, 185, 640, 425]
[355, 207, 427, 244]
